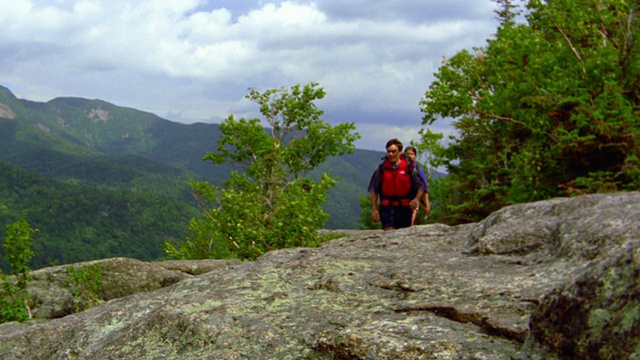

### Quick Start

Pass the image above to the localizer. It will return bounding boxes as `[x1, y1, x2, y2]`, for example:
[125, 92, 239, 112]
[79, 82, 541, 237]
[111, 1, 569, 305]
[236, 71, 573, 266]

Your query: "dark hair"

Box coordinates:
[405, 146, 417, 155]
[386, 138, 403, 152]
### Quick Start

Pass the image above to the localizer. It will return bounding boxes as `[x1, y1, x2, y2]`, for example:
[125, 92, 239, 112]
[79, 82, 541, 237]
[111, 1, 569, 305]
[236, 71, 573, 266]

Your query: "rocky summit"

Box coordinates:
[1, 192, 638, 359]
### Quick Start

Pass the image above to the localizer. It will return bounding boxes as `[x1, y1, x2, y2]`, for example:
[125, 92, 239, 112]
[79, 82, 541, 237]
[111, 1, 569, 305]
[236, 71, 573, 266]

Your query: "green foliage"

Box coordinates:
[0, 161, 199, 271]
[0, 277, 30, 323]
[421, 176, 464, 225]
[413, 129, 447, 172]
[0, 218, 37, 323]
[66, 264, 103, 311]
[357, 195, 378, 230]
[3, 218, 36, 287]
[167, 83, 360, 260]
[165, 216, 232, 260]
[419, 0, 640, 224]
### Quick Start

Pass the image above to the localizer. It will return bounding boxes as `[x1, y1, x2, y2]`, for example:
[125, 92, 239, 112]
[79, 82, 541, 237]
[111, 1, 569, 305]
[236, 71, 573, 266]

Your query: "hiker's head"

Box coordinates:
[405, 146, 417, 163]
[385, 138, 403, 162]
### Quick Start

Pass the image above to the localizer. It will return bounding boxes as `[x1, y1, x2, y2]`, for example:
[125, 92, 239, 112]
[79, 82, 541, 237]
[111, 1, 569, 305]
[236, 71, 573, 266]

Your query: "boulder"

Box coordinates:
[24, 257, 237, 319]
[0, 192, 638, 359]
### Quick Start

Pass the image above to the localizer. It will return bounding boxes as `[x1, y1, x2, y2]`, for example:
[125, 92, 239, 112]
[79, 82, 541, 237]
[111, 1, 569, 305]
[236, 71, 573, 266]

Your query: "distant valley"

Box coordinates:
[0, 85, 390, 269]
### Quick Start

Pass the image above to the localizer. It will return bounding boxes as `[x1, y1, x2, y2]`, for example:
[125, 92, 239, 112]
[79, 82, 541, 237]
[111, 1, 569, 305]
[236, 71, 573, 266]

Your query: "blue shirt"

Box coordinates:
[415, 162, 429, 193]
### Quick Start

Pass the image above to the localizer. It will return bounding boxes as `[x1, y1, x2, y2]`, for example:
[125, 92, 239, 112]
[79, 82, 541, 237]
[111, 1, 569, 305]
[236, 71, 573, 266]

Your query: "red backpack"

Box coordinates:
[378, 154, 416, 206]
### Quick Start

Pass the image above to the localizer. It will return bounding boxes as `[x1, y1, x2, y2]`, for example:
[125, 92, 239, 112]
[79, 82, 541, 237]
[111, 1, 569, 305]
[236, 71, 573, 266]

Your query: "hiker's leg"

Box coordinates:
[379, 206, 395, 230]
[396, 207, 413, 229]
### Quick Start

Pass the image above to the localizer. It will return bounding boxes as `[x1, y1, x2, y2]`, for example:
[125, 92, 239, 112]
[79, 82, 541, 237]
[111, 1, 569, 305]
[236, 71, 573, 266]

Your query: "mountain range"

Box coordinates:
[0, 84, 389, 269]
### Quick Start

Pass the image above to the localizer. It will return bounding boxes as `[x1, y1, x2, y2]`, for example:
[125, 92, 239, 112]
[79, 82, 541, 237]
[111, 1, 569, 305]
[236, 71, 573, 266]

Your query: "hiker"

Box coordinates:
[405, 146, 430, 225]
[368, 138, 426, 230]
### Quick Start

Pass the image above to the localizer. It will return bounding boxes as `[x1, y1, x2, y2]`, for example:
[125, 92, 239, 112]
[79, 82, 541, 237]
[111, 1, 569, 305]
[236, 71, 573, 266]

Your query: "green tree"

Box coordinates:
[0, 218, 37, 322]
[413, 129, 447, 175]
[419, 0, 640, 224]
[166, 83, 360, 260]
[492, 0, 522, 25]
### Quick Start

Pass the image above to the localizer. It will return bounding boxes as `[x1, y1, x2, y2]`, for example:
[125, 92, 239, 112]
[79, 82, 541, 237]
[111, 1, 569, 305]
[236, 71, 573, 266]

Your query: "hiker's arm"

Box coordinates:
[423, 192, 431, 215]
[410, 189, 424, 210]
[370, 193, 380, 222]
[410, 169, 426, 210]
[419, 168, 430, 215]
[368, 169, 381, 223]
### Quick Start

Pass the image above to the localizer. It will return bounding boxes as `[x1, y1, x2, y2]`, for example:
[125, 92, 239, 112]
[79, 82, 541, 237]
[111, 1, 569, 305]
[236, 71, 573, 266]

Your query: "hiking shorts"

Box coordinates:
[379, 205, 413, 229]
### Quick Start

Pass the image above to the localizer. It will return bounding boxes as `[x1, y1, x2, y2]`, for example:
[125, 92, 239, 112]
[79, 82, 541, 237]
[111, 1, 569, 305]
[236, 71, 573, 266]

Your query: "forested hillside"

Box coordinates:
[0, 160, 199, 271]
[0, 85, 384, 269]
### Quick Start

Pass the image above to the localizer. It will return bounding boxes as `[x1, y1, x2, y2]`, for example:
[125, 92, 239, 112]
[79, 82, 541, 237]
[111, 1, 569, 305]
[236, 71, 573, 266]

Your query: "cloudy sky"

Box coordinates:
[1, 0, 502, 151]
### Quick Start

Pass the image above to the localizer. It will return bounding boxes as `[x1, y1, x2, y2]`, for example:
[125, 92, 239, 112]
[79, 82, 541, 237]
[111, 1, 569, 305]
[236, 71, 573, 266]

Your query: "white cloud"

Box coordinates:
[0, 0, 501, 151]
[354, 117, 458, 152]
[355, 123, 422, 152]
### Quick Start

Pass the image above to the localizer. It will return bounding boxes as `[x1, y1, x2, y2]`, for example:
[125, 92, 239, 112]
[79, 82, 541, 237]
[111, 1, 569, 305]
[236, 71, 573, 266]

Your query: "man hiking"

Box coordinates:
[368, 138, 426, 230]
